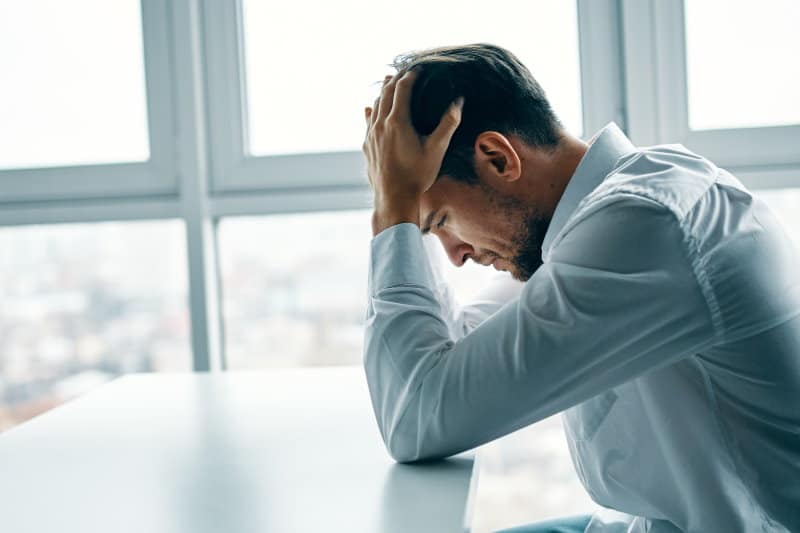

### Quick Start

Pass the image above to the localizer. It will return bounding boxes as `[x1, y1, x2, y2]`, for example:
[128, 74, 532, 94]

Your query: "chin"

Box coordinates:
[509, 261, 542, 282]
[511, 271, 529, 282]
[506, 266, 525, 282]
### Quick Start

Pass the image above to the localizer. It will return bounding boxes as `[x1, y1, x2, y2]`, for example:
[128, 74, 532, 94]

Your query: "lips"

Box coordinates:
[491, 257, 510, 272]
[474, 255, 503, 270]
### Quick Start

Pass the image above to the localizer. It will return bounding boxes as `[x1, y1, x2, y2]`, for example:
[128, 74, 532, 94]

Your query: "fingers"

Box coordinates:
[371, 75, 391, 126]
[375, 73, 401, 125]
[427, 97, 464, 151]
[388, 69, 417, 124]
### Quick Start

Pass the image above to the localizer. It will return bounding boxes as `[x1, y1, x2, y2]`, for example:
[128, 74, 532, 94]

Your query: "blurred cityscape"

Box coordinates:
[1, 192, 798, 529]
[217, 209, 505, 368]
[218, 210, 374, 369]
[0, 220, 191, 432]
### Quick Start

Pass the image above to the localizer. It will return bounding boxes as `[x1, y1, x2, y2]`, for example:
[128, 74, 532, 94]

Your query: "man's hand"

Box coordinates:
[363, 70, 464, 236]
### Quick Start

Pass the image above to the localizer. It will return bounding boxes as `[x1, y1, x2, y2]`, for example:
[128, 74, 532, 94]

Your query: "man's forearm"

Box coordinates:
[364, 224, 452, 462]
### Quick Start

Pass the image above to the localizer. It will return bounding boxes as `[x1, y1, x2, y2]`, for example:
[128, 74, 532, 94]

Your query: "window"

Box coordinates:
[472, 416, 598, 532]
[623, 0, 800, 172]
[1, 1, 796, 526]
[684, 0, 800, 131]
[218, 210, 372, 368]
[219, 210, 513, 369]
[241, 0, 583, 158]
[207, 0, 585, 191]
[0, 0, 150, 170]
[758, 188, 800, 249]
[0, 221, 190, 432]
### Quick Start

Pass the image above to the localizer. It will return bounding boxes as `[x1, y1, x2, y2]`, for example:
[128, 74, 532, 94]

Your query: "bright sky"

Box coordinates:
[0, 0, 149, 169]
[0, 0, 798, 168]
[685, 0, 800, 130]
[242, 0, 583, 156]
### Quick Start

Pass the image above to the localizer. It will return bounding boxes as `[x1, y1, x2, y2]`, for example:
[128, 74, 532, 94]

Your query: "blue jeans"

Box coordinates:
[495, 514, 593, 533]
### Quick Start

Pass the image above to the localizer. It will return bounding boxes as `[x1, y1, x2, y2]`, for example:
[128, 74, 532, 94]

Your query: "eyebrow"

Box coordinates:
[420, 208, 440, 235]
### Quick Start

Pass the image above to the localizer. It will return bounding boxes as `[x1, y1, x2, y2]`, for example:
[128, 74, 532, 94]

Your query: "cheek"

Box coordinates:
[459, 219, 512, 257]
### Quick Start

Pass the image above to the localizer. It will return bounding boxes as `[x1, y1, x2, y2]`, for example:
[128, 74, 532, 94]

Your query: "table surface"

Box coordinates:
[0, 367, 477, 533]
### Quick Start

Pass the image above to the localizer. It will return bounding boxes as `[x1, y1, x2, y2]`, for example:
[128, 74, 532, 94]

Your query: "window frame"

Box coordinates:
[621, 0, 800, 188]
[2, 0, 797, 376]
[201, 0, 365, 193]
[202, 0, 624, 194]
[0, 0, 178, 203]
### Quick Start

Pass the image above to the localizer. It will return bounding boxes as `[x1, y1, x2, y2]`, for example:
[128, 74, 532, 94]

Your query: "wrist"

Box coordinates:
[371, 195, 421, 236]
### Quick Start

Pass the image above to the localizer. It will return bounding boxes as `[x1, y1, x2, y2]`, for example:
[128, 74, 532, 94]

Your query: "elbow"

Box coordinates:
[384, 425, 450, 464]
[386, 443, 430, 464]
[386, 443, 451, 464]
[387, 445, 419, 464]
[382, 422, 422, 463]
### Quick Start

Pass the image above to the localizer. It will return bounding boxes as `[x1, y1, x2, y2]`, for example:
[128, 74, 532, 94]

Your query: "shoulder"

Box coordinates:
[547, 190, 689, 272]
[592, 144, 718, 218]
[545, 144, 720, 264]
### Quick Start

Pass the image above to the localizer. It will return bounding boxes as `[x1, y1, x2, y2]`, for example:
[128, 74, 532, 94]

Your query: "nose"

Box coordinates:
[437, 232, 475, 267]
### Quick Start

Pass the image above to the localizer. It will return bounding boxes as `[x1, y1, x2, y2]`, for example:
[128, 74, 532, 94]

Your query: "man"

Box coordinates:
[361, 44, 800, 533]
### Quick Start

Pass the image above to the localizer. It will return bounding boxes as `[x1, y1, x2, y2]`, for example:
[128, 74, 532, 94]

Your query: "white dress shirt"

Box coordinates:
[364, 123, 800, 532]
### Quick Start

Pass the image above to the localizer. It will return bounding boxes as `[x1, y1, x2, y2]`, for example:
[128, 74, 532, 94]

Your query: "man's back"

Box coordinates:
[559, 142, 800, 532]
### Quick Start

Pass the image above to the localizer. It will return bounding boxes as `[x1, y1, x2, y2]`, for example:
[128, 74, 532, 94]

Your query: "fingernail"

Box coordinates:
[454, 97, 465, 109]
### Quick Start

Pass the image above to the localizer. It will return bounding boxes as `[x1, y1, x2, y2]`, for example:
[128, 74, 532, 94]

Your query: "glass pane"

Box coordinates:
[685, 0, 800, 131]
[0, 221, 190, 432]
[757, 188, 800, 249]
[242, 0, 582, 156]
[219, 211, 372, 368]
[471, 416, 598, 532]
[0, 0, 150, 169]
[219, 210, 516, 368]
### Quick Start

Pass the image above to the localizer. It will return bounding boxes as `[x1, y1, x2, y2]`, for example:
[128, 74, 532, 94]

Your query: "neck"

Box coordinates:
[555, 133, 589, 189]
[531, 133, 588, 218]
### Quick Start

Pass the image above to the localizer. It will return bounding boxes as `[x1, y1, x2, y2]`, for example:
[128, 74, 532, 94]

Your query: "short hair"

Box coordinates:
[392, 43, 564, 184]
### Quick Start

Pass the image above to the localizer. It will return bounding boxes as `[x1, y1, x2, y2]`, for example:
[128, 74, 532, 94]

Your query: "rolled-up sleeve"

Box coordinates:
[364, 194, 717, 463]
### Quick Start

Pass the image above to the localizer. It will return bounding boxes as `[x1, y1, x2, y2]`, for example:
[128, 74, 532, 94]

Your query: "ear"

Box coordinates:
[474, 131, 522, 182]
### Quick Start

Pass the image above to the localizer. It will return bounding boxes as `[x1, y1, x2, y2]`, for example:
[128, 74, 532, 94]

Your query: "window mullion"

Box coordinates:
[576, 0, 628, 138]
[168, 0, 225, 372]
[618, 0, 662, 146]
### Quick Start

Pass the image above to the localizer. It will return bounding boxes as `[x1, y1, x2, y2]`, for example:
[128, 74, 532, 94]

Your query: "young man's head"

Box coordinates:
[392, 43, 586, 281]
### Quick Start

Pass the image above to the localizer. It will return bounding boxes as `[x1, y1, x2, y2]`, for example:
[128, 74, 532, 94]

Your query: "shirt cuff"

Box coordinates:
[369, 223, 436, 295]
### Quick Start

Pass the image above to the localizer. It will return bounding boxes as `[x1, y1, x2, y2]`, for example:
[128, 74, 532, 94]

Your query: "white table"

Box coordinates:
[0, 367, 477, 532]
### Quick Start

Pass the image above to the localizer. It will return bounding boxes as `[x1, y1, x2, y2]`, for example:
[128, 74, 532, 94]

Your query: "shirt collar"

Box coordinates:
[541, 122, 636, 258]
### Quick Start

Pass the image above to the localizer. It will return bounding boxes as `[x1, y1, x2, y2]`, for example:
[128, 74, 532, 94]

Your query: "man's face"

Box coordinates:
[419, 175, 551, 282]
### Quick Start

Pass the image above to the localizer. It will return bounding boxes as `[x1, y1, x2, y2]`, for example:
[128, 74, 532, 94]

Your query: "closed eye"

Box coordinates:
[437, 215, 447, 229]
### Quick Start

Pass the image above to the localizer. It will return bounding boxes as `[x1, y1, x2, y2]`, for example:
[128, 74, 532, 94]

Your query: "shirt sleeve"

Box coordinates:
[363, 193, 717, 463]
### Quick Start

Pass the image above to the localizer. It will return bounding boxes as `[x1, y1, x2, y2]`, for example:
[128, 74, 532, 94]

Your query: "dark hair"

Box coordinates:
[392, 43, 563, 184]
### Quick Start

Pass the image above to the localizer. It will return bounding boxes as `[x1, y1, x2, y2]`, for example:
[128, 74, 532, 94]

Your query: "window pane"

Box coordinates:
[242, 0, 582, 156]
[219, 210, 517, 368]
[758, 188, 800, 250]
[0, 221, 190, 432]
[219, 211, 371, 368]
[472, 416, 598, 532]
[0, 0, 150, 169]
[684, 0, 800, 131]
